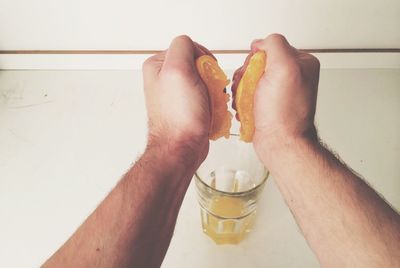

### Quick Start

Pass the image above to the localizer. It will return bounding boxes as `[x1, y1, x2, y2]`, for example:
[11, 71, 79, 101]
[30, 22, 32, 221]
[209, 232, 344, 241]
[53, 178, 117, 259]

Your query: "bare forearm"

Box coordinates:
[43, 35, 211, 268]
[260, 138, 400, 267]
[43, 145, 196, 268]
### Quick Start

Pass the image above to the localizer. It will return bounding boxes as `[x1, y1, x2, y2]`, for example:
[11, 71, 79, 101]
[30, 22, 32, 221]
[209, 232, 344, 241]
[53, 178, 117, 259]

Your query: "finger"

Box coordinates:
[194, 42, 217, 61]
[250, 39, 262, 52]
[193, 44, 207, 58]
[162, 35, 196, 73]
[142, 50, 166, 83]
[251, 34, 297, 70]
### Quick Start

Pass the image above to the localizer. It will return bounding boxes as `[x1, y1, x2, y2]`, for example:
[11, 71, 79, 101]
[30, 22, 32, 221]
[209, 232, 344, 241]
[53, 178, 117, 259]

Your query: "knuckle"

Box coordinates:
[142, 57, 154, 71]
[301, 53, 321, 73]
[310, 55, 321, 69]
[266, 33, 288, 44]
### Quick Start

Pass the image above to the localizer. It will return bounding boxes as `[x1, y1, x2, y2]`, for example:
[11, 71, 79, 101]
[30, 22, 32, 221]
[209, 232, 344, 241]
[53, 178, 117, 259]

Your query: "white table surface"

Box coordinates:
[0, 69, 399, 267]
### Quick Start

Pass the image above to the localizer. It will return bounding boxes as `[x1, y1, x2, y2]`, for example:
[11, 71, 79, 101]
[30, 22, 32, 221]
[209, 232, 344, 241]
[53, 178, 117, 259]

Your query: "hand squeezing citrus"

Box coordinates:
[232, 51, 266, 142]
[196, 50, 266, 142]
[196, 55, 232, 140]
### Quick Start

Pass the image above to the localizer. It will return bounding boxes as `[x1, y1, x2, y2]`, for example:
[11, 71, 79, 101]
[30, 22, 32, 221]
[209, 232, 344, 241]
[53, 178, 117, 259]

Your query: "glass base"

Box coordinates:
[200, 205, 256, 245]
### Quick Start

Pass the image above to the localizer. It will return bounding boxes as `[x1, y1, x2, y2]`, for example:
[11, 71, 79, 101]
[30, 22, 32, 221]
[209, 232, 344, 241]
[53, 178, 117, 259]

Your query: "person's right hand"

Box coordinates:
[250, 34, 321, 166]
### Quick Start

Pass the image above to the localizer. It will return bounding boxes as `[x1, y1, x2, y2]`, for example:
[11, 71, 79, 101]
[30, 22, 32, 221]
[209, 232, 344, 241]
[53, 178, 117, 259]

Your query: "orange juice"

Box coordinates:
[200, 195, 256, 244]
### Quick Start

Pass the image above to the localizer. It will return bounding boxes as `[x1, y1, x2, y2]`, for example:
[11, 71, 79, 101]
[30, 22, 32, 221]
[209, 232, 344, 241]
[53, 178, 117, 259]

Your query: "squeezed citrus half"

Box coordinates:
[234, 51, 266, 142]
[196, 55, 232, 140]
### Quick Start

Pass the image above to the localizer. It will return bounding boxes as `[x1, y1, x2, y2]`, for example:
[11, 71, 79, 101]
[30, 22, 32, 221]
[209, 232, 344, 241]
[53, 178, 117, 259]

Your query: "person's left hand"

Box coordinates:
[143, 35, 212, 166]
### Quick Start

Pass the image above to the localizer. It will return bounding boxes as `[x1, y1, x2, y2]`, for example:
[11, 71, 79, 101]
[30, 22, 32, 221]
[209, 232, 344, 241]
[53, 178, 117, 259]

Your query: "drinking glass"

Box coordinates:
[194, 134, 269, 244]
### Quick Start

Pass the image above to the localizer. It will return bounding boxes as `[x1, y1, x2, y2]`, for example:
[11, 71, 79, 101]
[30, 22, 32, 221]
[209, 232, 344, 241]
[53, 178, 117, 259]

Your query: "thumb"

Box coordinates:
[162, 35, 196, 76]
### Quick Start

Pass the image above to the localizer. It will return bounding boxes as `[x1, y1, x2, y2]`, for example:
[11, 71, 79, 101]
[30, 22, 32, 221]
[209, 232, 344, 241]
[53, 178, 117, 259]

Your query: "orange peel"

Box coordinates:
[196, 55, 232, 140]
[232, 51, 266, 142]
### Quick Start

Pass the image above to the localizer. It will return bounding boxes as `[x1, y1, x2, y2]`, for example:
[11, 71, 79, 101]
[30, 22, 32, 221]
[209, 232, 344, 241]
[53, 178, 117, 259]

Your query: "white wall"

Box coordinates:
[1, 0, 399, 50]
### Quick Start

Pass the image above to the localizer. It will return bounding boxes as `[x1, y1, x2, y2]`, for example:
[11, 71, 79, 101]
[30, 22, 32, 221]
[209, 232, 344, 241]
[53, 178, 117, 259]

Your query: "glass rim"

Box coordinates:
[194, 170, 268, 196]
[194, 133, 269, 196]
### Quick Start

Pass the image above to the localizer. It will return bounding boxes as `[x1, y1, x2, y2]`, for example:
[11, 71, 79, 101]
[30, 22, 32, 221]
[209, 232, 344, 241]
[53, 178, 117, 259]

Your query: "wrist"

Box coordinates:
[254, 130, 321, 172]
[145, 134, 209, 174]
